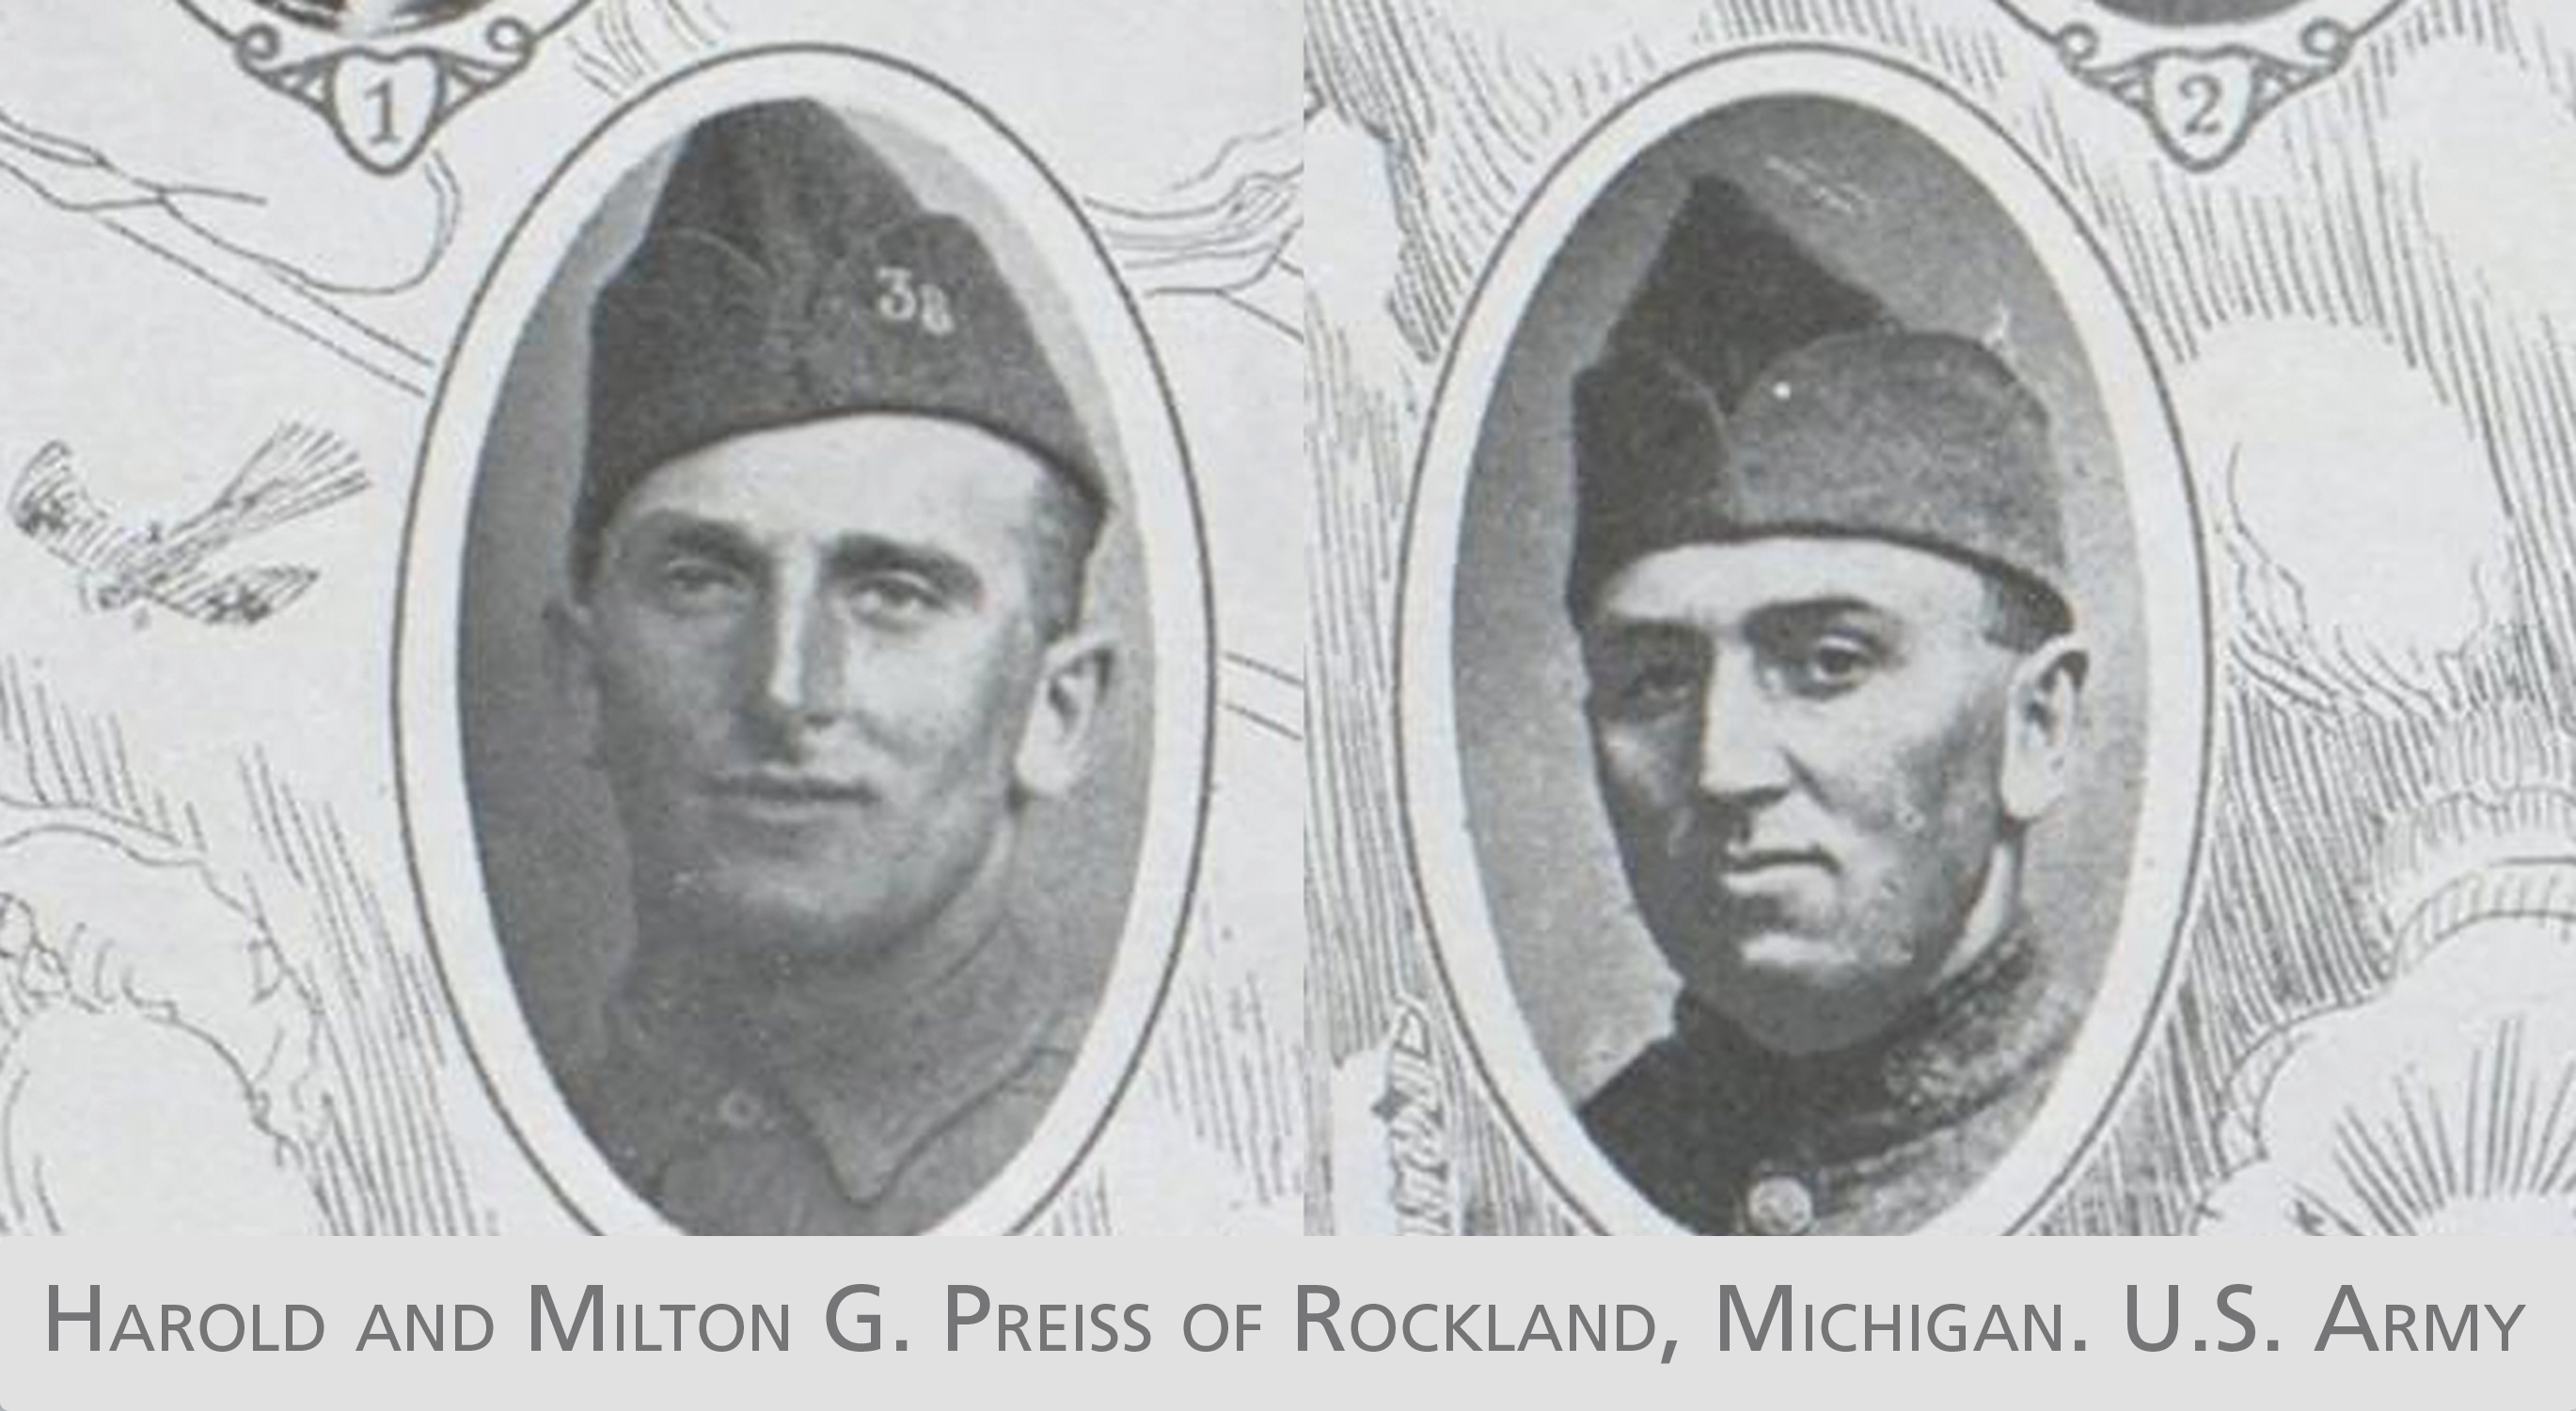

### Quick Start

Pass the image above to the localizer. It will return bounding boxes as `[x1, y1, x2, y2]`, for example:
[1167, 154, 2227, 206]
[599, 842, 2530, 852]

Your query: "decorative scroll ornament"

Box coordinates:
[173, 0, 599, 175]
[1991, 0, 2416, 172]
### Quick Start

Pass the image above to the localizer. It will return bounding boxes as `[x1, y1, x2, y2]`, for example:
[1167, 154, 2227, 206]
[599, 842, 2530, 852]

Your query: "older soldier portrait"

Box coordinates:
[538, 101, 1118, 1235]
[1562, 176, 2094, 1236]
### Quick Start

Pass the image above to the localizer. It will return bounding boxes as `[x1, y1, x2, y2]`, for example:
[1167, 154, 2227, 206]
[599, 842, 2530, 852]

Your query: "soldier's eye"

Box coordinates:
[848, 573, 944, 624]
[1601, 655, 1699, 718]
[1781, 633, 1881, 696]
[650, 555, 751, 610]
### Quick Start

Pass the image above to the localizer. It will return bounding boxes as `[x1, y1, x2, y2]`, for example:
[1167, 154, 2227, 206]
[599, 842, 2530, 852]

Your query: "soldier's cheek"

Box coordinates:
[1597, 723, 1699, 804]
[1790, 690, 1961, 821]
[593, 678, 738, 783]
[815, 638, 984, 753]
[599, 614, 750, 709]
[1758, 720, 1872, 827]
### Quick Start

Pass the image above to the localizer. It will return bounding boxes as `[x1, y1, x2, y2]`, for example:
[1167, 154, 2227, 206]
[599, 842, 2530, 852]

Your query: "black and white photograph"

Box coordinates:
[1316, 0, 2576, 1242]
[453, 95, 1148, 1235]
[1377, 51, 2205, 1237]
[393, 51, 1245, 1236]
[14, 0, 2576, 1284]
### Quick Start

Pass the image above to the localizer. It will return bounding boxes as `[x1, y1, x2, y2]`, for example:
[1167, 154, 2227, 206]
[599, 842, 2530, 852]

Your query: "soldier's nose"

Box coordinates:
[749, 572, 850, 730]
[1695, 659, 1793, 803]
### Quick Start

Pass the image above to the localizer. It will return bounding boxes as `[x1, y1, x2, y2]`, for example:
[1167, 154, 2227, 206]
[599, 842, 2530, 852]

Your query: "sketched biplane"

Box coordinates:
[8, 424, 368, 626]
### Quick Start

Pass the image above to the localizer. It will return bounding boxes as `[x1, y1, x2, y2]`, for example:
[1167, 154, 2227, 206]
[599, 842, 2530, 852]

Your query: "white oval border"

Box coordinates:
[395, 45, 1214, 1235]
[1396, 45, 2210, 1236]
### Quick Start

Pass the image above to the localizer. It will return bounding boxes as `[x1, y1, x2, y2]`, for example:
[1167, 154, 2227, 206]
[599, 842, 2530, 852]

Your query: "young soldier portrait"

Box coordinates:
[540, 100, 1119, 1235]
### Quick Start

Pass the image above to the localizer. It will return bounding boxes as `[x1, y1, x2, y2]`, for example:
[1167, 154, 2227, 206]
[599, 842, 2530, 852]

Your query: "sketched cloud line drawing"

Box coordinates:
[0, 812, 331, 1236]
[0, 104, 444, 395]
[1087, 119, 1302, 342]
[10, 423, 369, 626]
[561, 0, 734, 100]
[0, 662, 490, 1235]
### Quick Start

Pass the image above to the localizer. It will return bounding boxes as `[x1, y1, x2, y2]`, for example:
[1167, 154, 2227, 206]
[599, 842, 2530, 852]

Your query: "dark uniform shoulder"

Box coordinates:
[1578, 1036, 1761, 1234]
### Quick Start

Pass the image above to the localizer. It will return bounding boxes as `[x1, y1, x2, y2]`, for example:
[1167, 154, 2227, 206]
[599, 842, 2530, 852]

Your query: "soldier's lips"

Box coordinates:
[1703, 847, 1833, 895]
[704, 771, 879, 816]
[1711, 847, 1831, 875]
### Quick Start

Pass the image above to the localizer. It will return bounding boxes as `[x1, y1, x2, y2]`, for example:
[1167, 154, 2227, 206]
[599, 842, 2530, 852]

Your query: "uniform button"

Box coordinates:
[714, 1087, 771, 1133]
[1743, 1175, 1815, 1236]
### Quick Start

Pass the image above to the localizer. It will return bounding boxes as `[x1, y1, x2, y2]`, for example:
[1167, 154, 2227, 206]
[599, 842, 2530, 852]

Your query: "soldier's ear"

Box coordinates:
[2000, 634, 2088, 823]
[1014, 629, 1116, 801]
[545, 596, 607, 769]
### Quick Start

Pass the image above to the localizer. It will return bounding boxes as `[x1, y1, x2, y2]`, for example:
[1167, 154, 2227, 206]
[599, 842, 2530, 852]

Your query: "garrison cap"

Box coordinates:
[1568, 176, 2069, 621]
[577, 99, 1101, 579]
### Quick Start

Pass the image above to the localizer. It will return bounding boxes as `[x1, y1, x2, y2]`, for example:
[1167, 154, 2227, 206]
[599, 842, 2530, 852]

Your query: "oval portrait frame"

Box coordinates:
[1396, 46, 2209, 1235]
[395, 45, 1213, 1234]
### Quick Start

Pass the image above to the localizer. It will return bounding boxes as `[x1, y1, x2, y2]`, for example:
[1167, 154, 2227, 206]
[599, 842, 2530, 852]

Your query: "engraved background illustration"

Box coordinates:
[1311, 0, 2576, 1234]
[0, 0, 1299, 1234]
[13, 0, 2576, 1241]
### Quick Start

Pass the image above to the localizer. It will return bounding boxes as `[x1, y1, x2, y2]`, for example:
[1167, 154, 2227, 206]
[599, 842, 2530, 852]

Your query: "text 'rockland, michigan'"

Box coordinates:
[40, 1282, 2529, 1356]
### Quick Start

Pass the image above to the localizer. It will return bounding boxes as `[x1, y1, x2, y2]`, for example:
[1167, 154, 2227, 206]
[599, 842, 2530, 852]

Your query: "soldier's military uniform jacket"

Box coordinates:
[1579, 923, 2081, 1236]
[564, 923, 1078, 1236]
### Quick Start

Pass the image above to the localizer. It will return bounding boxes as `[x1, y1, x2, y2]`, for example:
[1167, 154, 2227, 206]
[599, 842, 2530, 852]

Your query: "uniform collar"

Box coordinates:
[1658, 916, 2078, 1165]
[599, 916, 1062, 1206]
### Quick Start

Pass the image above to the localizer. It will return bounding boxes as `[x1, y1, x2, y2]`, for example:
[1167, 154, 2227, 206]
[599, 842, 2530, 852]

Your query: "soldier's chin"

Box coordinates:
[1677, 929, 1920, 1055]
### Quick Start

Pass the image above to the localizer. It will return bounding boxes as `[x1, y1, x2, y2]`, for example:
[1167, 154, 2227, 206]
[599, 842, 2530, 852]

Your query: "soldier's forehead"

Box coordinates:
[608, 416, 1058, 537]
[1587, 534, 1991, 626]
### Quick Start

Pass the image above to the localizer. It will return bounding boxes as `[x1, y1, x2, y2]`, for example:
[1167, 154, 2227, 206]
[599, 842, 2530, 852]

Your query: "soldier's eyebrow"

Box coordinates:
[609, 512, 760, 571]
[1744, 597, 1906, 647]
[1587, 594, 1899, 639]
[823, 534, 985, 605]
[1581, 616, 1703, 658]
[601, 513, 986, 603]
